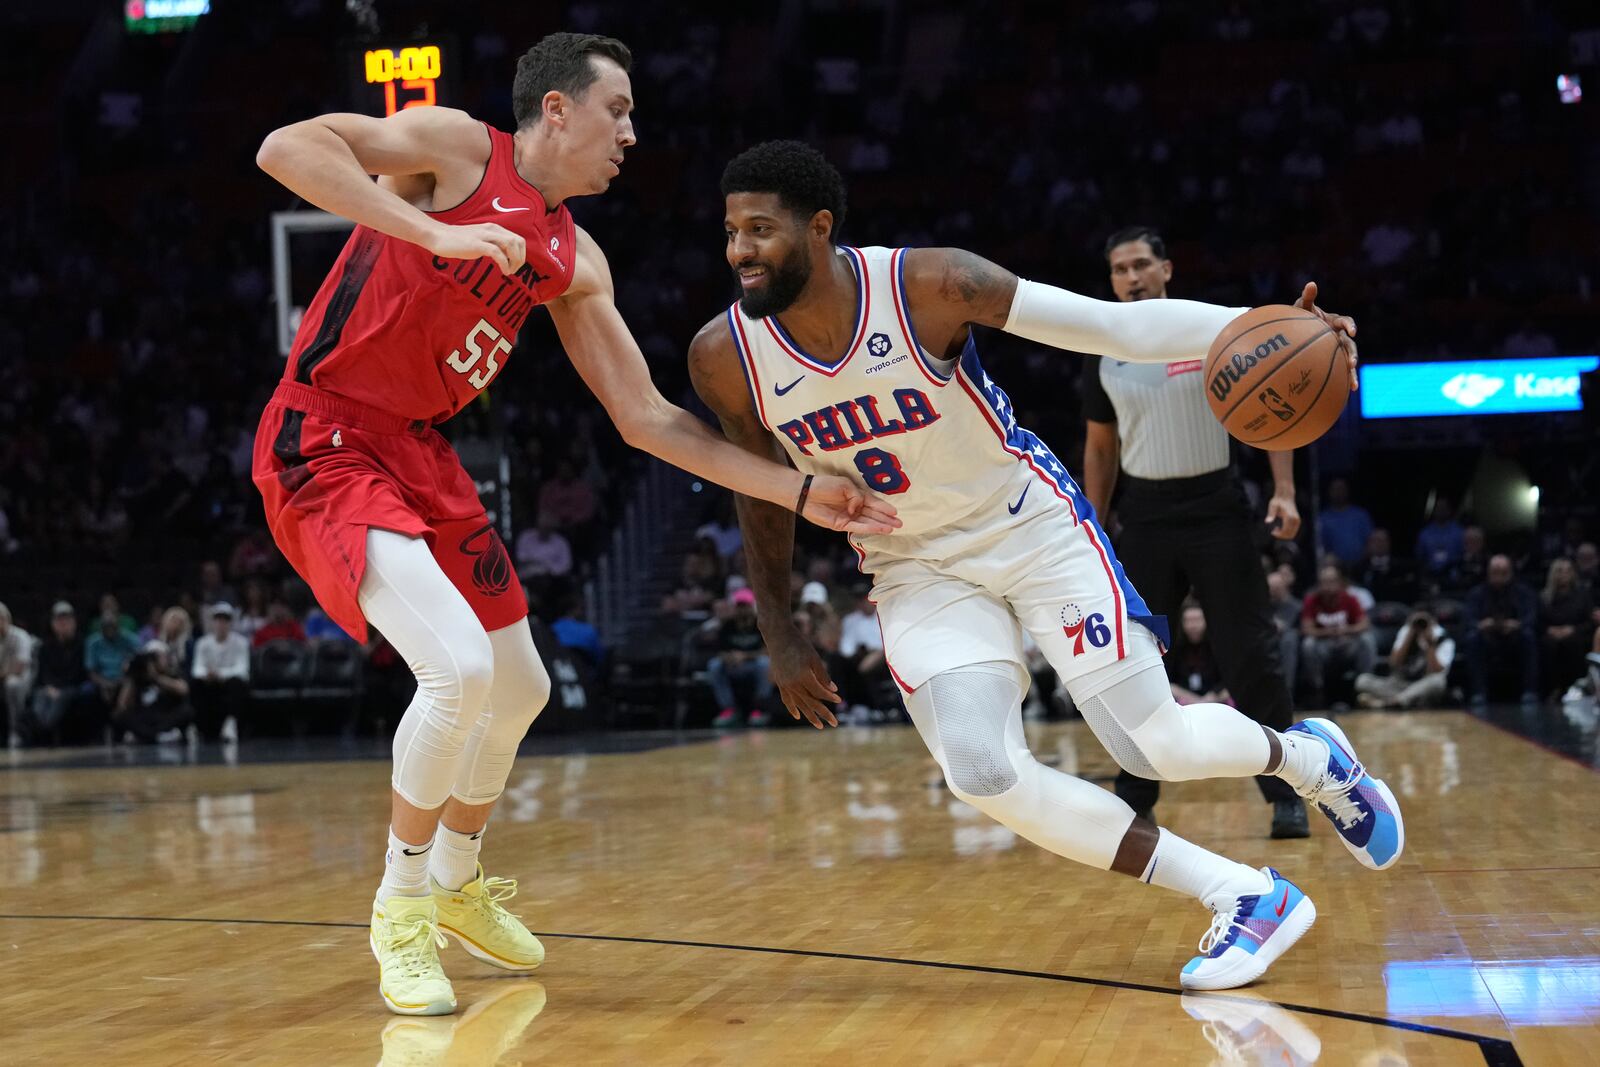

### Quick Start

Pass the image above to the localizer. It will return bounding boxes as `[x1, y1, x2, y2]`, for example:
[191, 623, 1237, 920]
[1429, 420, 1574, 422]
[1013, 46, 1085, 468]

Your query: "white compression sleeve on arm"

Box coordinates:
[1001, 278, 1247, 364]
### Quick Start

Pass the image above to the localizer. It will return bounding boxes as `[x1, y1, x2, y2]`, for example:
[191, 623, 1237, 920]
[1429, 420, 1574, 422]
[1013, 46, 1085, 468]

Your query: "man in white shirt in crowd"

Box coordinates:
[191, 602, 251, 742]
[838, 584, 891, 723]
[1, 602, 37, 748]
[1356, 609, 1455, 710]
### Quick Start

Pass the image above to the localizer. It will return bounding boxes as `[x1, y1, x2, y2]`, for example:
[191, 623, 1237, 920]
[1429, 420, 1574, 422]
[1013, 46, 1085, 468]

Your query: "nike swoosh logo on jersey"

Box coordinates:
[1007, 483, 1031, 514]
[491, 197, 529, 213]
[775, 375, 805, 396]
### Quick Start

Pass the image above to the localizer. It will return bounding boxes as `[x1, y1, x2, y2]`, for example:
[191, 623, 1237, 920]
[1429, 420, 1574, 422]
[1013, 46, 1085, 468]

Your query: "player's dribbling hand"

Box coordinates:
[425, 222, 527, 275]
[769, 631, 841, 729]
[1294, 282, 1359, 390]
[799, 475, 903, 536]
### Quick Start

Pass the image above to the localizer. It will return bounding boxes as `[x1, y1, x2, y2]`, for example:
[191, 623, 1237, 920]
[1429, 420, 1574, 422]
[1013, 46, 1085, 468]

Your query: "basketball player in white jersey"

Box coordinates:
[688, 141, 1400, 991]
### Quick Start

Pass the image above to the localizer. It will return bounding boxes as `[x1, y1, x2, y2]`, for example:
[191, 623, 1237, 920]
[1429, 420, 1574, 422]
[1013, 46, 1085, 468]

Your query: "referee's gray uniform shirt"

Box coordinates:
[1080, 357, 1228, 478]
[1079, 352, 1296, 810]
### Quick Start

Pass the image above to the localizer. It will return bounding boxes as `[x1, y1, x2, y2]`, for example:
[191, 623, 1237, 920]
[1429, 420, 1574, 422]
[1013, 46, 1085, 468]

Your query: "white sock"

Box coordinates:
[379, 827, 433, 901]
[1138, 828, 1270, 902]
[1270, 731, 1331, 794]
[431, 824, 484, 891]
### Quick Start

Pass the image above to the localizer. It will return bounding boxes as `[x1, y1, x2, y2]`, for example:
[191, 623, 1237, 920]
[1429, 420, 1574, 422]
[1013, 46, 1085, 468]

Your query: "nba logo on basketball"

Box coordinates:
[1060, 604, 1111, 655]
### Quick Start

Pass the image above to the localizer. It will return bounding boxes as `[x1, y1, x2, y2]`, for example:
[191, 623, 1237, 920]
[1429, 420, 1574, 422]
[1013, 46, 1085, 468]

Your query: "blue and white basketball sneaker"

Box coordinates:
[1286, 717, 1405, 871]
[1181, 868, 1316, 991]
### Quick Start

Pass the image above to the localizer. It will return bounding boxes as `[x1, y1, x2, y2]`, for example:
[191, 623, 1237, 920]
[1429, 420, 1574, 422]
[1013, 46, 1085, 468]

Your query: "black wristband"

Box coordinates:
[795, 473, 814, 516]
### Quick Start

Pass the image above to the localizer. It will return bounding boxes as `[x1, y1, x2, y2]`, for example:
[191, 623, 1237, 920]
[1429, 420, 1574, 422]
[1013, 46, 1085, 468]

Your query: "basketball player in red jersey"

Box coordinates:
[252, 36, 898, 1016]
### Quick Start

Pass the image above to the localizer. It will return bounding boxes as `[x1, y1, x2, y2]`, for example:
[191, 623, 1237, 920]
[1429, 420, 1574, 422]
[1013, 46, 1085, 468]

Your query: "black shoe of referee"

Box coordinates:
[1271, 799, 1311, 839]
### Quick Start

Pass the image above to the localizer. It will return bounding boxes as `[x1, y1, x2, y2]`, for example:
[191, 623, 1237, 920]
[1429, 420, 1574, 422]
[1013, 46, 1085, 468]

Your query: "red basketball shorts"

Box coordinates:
[252, 381, 526, 642]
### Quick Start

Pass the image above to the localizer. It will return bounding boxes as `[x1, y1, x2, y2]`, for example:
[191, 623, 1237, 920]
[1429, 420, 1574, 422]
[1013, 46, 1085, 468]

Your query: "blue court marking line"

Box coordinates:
[0, 912, 1522, 1065]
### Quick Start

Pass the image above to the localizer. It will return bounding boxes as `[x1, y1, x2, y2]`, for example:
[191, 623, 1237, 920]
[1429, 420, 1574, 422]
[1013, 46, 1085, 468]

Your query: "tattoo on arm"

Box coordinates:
[935, 249, 1017, 327]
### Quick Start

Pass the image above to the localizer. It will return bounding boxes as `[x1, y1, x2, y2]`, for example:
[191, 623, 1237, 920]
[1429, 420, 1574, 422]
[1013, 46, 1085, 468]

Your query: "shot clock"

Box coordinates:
[350, 39, 455, 116]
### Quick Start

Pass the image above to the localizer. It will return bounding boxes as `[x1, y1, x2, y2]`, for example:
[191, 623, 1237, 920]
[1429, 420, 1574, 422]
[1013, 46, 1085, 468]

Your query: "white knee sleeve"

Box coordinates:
[908, 662, 1135, 871]
[450, 622, 551, 805]
[1075, 660, 1270, 782]
[360, 529, 497, 810]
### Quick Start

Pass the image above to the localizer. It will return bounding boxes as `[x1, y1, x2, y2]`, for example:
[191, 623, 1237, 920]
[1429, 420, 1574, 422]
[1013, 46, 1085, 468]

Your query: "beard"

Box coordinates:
[736, 244, 812, 318]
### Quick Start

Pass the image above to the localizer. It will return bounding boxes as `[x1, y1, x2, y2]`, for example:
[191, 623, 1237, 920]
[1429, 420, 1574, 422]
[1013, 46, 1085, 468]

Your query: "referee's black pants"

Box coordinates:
[1111, 469, 1297, 810]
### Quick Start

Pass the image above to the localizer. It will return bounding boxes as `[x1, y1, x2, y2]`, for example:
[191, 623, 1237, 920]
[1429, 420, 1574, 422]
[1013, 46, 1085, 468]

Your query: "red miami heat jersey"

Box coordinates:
[283, 123, 577, 423]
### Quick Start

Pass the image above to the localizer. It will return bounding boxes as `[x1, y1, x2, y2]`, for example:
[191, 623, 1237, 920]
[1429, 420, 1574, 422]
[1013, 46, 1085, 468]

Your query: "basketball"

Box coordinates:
[1203, 305, 1349, 451]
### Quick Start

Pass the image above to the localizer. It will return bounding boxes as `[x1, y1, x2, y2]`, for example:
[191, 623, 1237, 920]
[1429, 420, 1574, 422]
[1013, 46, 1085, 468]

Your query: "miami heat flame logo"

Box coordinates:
[459, 524, 513, 597]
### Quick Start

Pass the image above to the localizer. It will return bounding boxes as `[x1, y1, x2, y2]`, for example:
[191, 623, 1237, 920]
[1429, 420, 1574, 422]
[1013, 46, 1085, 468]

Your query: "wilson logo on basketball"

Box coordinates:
[1208, 333, 1290, 403]
[1060, 605, 1112, 656]
[459, 524, 514, 596]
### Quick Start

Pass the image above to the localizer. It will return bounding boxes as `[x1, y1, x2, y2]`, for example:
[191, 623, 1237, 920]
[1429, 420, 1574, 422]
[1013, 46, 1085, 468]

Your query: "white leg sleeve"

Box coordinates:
[449, 621, 551, 805]
[359, 529, 495, 810]
[1069, 652, 1272, 783]
[907, 662, 1135, 871]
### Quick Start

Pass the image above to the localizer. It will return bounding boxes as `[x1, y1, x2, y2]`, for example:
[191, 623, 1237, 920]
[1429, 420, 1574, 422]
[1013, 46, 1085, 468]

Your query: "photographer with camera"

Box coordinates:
[112, 639, 194, 744]
[1355, 610, 1455, 710]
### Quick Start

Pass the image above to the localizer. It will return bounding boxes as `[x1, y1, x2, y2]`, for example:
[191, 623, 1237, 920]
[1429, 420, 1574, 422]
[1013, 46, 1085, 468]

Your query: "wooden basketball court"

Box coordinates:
[4, 708, 1597, 1065]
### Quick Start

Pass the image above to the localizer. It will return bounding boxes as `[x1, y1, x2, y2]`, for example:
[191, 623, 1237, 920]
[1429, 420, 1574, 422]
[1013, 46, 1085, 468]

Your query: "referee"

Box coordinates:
[1080, 226, 1309, 839]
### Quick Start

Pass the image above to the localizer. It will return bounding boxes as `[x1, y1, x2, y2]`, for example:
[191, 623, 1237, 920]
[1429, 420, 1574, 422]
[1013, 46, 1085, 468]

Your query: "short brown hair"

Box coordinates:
[512, 33, 632, 129]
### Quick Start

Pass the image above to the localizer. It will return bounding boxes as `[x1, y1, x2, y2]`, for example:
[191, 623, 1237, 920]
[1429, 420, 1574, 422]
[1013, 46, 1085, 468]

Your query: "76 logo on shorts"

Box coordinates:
[1061, 604, 1111, 656]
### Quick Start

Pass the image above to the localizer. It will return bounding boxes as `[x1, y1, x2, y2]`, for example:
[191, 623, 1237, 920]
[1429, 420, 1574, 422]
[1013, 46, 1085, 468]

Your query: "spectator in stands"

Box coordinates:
[228, 530, 278, 579]
[536, 460, 598, 536]
[1415, 497, 1465, 579]
[708, 589, 771, 728]
[77, 475, 129, 553]
[113, 639, 193, 744]
[798, 582, 840, 655]
[1356, 609, 1454, 710]
[85, 602, 140, 722]
[190, 602, 250, 742]
[839, 584, 893, 723]
[304, 605, 355, 643]
[158, 606, 195, 673]
[1266, 570, 1300, 694]
[1168, 603, 1229, 705]
[1358, 528, 1418, 606]
[252, 597, 306, 646]
[1317, 478, 1373, 566]
[26, 602, 92, 745]
[1463, 554, 1539, 711]
[1575, 542, 1599, 597]
[235, 579, 269, 643]
[695, 500, 745, 564]
[660, 544, 723, 619]
[515, 512, 573, 584]
[1299, 562, 1377, 706]
[1, 602, 37, 748]
[1538, 559, 1595, 699]
[552, 599, 603, 667]
[1444, 525, 1489, 596]
[194, 560, 237, 612]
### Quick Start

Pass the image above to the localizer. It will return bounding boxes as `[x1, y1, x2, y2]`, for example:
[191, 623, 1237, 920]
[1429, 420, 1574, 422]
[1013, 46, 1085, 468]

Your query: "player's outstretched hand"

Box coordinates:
[1294, 281, 1359, 391]
[769, 631, 841, 729]
[425, 222, 527, 276]
[799, 475, 903, 536]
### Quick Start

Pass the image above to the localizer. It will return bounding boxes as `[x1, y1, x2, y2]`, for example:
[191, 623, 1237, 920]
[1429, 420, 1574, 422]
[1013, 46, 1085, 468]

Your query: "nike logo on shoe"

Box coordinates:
[491, 197, 529, 213]
[775, 375, 805, 396]
[1007, 484, 1031, 514]
[1274, 887, 1289, 916]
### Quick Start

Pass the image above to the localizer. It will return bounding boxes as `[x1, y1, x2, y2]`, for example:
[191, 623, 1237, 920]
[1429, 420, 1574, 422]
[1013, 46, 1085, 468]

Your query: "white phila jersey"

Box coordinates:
[726, 245, 1102, 560]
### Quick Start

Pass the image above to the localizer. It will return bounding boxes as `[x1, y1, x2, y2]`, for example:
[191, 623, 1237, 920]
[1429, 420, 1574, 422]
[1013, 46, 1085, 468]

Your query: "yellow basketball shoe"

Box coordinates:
[370, 895, 457, 1016]
[432, 865, 545, 971]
